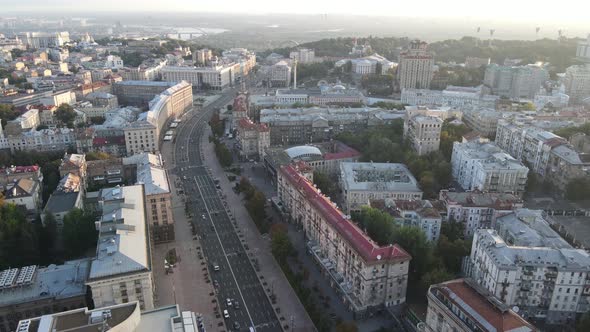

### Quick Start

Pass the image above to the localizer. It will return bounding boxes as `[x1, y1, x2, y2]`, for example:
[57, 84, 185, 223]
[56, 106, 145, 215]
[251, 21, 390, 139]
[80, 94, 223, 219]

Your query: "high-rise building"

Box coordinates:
[398, 40, 435, 90]
[289, 48, 315, 64]
[483, 64, 550, 99]
[562, 64, 590, 104]
[193, 48, 212, 65]
[576, 34, 590, 63]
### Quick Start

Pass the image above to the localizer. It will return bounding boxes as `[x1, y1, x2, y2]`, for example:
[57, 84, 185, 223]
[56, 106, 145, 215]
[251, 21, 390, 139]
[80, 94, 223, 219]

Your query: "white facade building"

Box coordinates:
[464, 209, 590, 325]
[484, 64, 550, 99]
[562, 64, 590, 104]
[451, 141, 529, 195]
[105, 55, 124, 69]
[161, 65, 236, 90]
[269, 60, 291, 88]
[439, 190, 523, 237]
[339, 162, 423, 212]
[86, 185, 155, 311]
[289, 48, 315, 64]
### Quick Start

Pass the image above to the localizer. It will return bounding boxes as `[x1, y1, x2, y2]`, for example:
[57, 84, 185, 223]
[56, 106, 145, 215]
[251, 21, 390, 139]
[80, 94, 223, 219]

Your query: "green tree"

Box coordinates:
[270, 224, 294, 264]
[565, 178, 590, 201]
[55, 103, 77, 128]
[213, 140, 233, 167]
[420, 267, 454, 293]
[313, 171, 337, 198]
[38, 213, 58, 264]
[85, 151, 113, 161]
[0, 104, 20, 127]
[436, 235, 471, 274]
[578, 311, 590, 332]
[239, 177, 255, 199]
[391, 226, 433, 281]
[209, 113, 224, 137]
[62, 209, 98, 258]
[353, 206, 396, 246]
[0, 203, 40, 269]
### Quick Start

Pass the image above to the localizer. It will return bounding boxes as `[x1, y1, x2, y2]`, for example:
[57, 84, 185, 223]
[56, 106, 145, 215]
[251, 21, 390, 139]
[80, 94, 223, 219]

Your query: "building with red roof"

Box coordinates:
[277, 164, 411, 316]
[426, 278, 537, 332]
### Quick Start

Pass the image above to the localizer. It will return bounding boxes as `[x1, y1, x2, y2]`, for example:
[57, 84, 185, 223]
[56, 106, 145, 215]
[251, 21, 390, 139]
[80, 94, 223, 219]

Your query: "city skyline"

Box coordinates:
[3, 0, 590, 25]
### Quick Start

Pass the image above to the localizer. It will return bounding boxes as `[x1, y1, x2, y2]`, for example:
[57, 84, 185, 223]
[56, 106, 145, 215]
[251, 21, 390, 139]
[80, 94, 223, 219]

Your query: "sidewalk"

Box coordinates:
[201, 127, 316, 332]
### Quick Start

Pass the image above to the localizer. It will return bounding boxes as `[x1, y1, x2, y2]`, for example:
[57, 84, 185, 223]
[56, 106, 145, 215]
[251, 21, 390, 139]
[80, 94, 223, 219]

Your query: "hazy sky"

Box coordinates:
[4, 0, 590, 24]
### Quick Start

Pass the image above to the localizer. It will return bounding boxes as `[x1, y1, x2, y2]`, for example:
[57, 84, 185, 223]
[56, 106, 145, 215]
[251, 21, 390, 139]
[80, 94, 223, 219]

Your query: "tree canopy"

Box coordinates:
[0, 104, 19, 127]
[55, 103, 77, 128]
[62, 209, 98, 258]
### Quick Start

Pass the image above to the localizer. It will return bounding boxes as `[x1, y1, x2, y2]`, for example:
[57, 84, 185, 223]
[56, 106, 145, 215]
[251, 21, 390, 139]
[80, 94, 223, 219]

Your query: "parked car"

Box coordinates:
[223, 310, 229, 319]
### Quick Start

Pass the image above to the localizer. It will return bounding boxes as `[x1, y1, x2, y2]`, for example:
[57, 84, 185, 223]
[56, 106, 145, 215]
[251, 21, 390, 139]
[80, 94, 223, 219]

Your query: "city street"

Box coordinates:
[155, 85, 287, 332]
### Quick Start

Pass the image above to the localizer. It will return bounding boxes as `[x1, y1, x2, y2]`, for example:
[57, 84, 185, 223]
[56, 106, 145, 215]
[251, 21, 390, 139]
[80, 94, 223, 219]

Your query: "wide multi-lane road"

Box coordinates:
[172, 88, 282, 332]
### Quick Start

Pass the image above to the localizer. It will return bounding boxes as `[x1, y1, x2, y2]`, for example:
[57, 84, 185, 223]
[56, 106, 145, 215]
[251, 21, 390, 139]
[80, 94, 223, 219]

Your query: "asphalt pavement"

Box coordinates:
[171, 88, 282, 332]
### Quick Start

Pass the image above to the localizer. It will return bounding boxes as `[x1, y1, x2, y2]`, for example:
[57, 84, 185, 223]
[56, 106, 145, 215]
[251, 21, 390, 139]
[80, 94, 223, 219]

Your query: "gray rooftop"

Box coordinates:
[89, 185, 150, 280]
[476, 209, 590, 271]
[44, 192, 81, 214]
[340, 162, 422, 193]
[0, 259, 90, 307]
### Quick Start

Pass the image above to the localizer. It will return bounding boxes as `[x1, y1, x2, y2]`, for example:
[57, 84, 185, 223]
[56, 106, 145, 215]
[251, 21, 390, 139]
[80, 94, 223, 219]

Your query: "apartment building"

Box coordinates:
[439, 190, 523, 237]
[289, 48, 315, 64]
[236, 118, 270, 161]
[464, 209, 590, 325]
[426, 278, 536, 332]
[2, 178, 42, 214]
[562, 64, 590, 104]
[0, 165, 42, 187]
[339, 162, 423, 213]
[262, 84, 366, 106]
[43, 173, 83, 227]
[259, 107, 405, 145]
[461, 108, 503, 137]
[451, 141, 529, 196]
[483, 64, 549, 99]
[370, 198, 442, 242]
[0, 260, 91, 332]
[278, 164, 411, 317]
[124, 121, 157, 155]
[7, 127, 76, 153]
[398, 40, 435, 90]
[404, 113, 442, 156]
[86, 185, 154, 311]
[123, 153, 174, 243]
[495, 119, 569, 177]
[193, 48, 213, 65]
